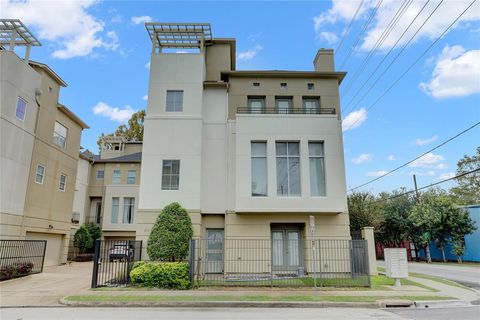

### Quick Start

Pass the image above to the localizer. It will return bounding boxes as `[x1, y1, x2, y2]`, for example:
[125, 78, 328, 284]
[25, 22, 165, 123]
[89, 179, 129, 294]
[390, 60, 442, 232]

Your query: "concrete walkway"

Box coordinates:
[0, 262, 92, 307]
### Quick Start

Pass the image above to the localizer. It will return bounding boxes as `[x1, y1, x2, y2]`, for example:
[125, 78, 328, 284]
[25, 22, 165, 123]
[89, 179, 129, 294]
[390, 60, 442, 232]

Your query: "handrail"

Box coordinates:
[236, 107, 335, 115]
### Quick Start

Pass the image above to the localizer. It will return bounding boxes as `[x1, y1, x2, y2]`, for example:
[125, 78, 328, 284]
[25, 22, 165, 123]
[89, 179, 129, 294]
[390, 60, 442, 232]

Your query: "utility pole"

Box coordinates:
[413, 174, 431, 263]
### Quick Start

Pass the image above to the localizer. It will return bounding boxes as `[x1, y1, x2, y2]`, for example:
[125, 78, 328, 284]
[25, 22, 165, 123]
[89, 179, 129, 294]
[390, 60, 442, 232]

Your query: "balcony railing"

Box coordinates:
[237, 107, 336, 115]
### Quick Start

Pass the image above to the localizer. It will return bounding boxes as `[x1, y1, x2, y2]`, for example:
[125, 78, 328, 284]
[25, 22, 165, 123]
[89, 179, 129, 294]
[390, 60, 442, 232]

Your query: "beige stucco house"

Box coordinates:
[0, 20, 88, 266]
[136, 23, 351, 274]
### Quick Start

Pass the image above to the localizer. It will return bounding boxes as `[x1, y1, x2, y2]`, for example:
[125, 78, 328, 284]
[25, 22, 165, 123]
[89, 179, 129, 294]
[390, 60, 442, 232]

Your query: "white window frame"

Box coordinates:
[53, 121, 68, 149]
[111, 197, 119, 224]
[35, 164, 45, 185]
[127, 170, 136, 184]
[308, 142, 326, 197]
[122, 197, 135, 224]
[15, 96, 27, 121]
[275, 97, 293, 114]
[112, 170, 121, 184]
[96, 170, 104, 180]
[276, 142, 301, 197]
[162, 160, 180, 190]
[166, 90, 184, 112]
[251, 141, 268, 197]
[59, 173, 67, 192]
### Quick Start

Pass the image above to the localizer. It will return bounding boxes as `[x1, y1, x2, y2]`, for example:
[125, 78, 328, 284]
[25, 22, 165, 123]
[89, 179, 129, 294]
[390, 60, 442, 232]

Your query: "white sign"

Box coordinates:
[384, 248, 408, 286]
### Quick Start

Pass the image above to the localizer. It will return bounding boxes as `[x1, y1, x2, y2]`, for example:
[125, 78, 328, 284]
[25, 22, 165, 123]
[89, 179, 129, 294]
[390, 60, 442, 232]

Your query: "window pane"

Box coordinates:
[249, 100, 264, 113]
[276, 158, 288, 195]
[163, 160, 172, 174]
[113, 170, 121, 184]
[166, 90, 183, 112]
[309, 142, 324, 157]
[276, 99, 291, 113]
[97, 170, 104, 179]
[289, 157, 301, 196]
[161, 175, 171, 190]
[310, 157, 326, 196]
[127, 170, 136, 184]
[111, 198, 119, 223]
[251, 142, 266, 156]
[287, 142, 299, 156]
[171, 160, 180, 174]
[16, 97, 27, 120]
[170, 175, 179, 189]
[251, 157, 267, 196]
[276, 142, 287, 156]
[35, 165, 44, 184]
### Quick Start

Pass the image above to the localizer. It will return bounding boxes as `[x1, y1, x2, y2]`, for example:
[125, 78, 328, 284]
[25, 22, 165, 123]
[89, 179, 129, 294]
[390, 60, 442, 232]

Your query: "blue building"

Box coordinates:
[419, 205, 480, 262]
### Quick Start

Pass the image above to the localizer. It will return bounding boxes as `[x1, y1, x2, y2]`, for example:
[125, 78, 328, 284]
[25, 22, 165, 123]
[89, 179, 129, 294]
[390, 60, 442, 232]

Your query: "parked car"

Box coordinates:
[108, 242, 134, 262]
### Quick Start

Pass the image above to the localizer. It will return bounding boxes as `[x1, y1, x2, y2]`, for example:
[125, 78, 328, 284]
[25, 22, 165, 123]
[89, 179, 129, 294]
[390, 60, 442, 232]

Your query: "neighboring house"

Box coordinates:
[71, 137, 142, 242]
[136, 22, 350, 270]
[418, 205, 480, 262]
[0, 20, 88, 266]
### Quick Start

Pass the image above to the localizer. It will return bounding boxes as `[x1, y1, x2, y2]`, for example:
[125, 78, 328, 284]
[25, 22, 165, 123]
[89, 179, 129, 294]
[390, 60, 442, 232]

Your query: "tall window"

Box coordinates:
[111, 197, 119, 223]
[16, 97, 27, 121]
[123, 197, 135, 224]
[59, 174, 67, 191]
[96, 170, 104, 179]
[162, 160, 180, 190]
[35, 164, 45, 184]
[127, 170, 136, 184]
[53, 121, 68, 148]
[251, 142, 267, 197]
[275, 97, 292, 114]
[276, 142, 300, 196]
[247, 97, 265, 113]
[303, 98, 320, 113]
[112, 170, 121, 184]
[309, 142, 326, 196]
[166, 90, 183, 112]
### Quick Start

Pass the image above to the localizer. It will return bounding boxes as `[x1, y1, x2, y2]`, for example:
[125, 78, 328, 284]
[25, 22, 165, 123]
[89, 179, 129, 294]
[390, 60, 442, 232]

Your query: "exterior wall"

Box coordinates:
[102, 185, 138, 232]
[205, 43, 232, 81]
[234, 114, 348, 213]
[227, 77, 341, 120]
[72, 157, 90, 224]
[0, 51, 41, 239]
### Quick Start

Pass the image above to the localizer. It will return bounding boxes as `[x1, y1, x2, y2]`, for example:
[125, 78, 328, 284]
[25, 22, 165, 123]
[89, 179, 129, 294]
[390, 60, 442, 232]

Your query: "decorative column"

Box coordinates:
[361, 227, 378, 275]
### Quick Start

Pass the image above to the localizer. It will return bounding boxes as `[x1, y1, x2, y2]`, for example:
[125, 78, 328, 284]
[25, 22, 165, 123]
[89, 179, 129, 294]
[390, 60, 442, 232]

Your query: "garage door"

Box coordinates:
[26, 232, 63, 266]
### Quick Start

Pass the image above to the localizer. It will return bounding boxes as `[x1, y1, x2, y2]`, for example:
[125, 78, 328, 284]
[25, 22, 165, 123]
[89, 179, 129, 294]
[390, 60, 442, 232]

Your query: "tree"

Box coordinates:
[84, 222, 102, 251]
[147, 202, 193, 261]
[450, 207, 477, 263]
[96, 110, 145, 150]
[74, 226, 93, 254]
[347, 191, 382, 231]
[450, 146, 480, 204]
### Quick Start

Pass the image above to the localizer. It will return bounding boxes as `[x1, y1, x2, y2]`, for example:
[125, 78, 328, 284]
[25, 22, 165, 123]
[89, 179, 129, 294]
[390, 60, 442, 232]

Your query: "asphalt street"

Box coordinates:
[2, 306, 480, 320]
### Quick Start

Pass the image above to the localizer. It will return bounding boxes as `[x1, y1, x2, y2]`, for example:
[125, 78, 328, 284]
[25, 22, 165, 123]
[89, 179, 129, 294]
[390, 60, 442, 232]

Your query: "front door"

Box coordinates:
[205, 229, 224, 273]
[271, 229, 302, 272]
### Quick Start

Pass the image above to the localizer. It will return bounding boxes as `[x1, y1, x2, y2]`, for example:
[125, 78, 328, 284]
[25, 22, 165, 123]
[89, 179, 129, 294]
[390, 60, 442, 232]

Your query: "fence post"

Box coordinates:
[361, 227, 377, 275]
[91, 239, 101, 288]
[188, 239, 195, 285]
[40, 240, 47, 273]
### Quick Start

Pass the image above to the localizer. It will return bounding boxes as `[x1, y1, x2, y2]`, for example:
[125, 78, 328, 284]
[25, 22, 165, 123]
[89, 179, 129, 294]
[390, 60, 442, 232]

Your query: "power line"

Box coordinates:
[336, 0, 365, 54]
[341, 0, 414, 95]
[370, 167, 480, 204]
[342, 0, 442, 114]
[339, 0, 384, 70]
[342, 0, 475, 130]
[349, 121, 480, 192]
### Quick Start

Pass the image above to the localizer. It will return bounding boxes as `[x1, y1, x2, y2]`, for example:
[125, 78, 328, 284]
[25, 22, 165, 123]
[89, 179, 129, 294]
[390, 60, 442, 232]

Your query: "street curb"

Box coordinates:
[59, 298, 415, 309]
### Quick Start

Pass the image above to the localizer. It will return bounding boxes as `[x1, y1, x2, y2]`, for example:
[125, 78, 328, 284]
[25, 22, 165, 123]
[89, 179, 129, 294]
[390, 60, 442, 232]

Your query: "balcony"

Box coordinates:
[237, 107, 335, 115]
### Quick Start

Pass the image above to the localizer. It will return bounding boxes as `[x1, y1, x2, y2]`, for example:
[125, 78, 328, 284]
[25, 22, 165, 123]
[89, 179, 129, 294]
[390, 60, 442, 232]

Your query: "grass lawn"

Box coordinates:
[66, 294, 454, 303]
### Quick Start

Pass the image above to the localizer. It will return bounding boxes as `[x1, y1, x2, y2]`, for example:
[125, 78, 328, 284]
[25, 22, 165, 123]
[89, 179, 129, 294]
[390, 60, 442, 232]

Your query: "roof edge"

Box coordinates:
[57, 104, 89, 129]
[28, 60, 67, 87]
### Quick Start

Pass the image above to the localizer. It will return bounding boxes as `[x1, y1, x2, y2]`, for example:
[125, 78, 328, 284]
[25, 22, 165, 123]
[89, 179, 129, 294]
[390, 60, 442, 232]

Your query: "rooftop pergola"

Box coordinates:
[145, 22, 212, 53]
[0, 19, 41, 61]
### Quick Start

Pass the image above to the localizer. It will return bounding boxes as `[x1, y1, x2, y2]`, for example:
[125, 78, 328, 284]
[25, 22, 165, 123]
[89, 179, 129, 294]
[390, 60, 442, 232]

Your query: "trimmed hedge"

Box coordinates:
[0, 262, 34, 281]
[130, 261, 191, 289]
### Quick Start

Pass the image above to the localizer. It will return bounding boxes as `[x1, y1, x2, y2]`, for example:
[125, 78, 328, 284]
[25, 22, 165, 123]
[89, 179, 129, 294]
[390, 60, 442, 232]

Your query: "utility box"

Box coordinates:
[384, 248, 408, 287]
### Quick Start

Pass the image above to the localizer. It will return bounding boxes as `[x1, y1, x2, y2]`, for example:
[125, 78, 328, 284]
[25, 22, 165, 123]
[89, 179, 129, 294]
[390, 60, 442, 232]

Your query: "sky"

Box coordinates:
[2, 0, 479, 195]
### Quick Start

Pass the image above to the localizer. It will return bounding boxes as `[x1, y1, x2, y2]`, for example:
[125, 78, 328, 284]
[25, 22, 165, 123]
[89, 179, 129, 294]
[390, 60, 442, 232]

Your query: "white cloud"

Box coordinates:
[313, 1, 480, 51]
[111, 14, 123, 24]
[1, 0, 119, 59]
[145, 61, 150, 69]
[414, 135, 438, 146]
[420, 45, 480, 98]
[142, 95, 148, 101]
[409, 170, 436, 177]
[131, 15, 152, 24]
[92, 102, 136, 122]
[388, 155, 396, 161]
[408, 152, 444, 168]
[366, 170, 389, 177]
[438, 172, 455, 180]
[342, 108, 367, 131]
[435, 163, 447, 170]
[351, 153, 374, 164]
[238, 45, 263, 61]
[318, 31, 339, 44]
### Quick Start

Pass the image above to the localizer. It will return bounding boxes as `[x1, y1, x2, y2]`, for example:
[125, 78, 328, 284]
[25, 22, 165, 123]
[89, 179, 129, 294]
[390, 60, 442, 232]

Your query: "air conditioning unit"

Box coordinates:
[71, 212, 80, 224]
[384, 248, 408, 287]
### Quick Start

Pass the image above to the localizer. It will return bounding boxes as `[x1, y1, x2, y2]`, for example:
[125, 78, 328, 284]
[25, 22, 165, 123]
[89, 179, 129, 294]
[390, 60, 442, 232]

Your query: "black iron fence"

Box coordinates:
[189, 238, 370, 287]
[91, 239, 142, 288]
[0, 240, 47, 280]
[237, 107, 336, 115]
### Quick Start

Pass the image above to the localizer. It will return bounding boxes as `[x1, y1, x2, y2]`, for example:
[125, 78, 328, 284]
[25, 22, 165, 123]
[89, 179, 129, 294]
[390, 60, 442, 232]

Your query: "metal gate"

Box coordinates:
[91, 239, 142, 288]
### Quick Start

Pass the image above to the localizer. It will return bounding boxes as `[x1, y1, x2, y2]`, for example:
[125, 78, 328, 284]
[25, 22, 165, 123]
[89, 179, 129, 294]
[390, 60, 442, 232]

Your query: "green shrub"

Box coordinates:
[147, 202, 193, 261]
[130, 261, 191, 289]
[0, 262, 34, 281]
[74, 226, 93, 253]
[84, 222, 102, 242]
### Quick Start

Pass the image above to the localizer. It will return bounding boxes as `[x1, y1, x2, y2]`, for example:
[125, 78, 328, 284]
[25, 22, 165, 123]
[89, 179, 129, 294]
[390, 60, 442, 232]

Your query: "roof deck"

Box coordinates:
[146, 22, 212, 53]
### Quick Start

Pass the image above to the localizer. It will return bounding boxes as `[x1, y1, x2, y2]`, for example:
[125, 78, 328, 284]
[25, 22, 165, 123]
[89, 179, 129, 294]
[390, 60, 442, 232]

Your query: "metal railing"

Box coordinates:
[91, 239, 142, 288]
[237, 107, 336, 115]
[0, 240, 47, 280]
[189, 238, 370, 288]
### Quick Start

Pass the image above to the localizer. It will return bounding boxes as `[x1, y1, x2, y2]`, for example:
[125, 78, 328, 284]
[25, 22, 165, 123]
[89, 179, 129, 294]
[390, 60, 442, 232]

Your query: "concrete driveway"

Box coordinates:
[0, 262, 92, 307]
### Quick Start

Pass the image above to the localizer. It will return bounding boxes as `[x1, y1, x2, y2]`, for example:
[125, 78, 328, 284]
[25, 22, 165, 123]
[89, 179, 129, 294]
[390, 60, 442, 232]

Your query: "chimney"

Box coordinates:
[313, 49, 335, 72]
